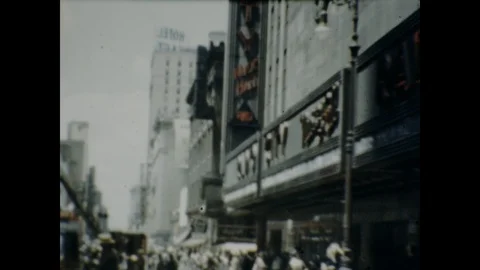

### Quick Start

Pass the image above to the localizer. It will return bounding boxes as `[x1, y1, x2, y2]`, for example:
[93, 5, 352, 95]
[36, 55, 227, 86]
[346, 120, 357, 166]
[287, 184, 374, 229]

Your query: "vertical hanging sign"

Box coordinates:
[230, 1, 262, 127]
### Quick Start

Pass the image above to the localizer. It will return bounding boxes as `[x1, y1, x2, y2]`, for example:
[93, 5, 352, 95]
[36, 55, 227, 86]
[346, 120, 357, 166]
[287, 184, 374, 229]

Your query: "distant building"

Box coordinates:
[147, 45, 196, 146]
[60, 153, 70, 209]
[129, 184, 144, 231]
[145, 43, 196, 239]
[60, 140, 87, 196]
[67, 121, 89, 181]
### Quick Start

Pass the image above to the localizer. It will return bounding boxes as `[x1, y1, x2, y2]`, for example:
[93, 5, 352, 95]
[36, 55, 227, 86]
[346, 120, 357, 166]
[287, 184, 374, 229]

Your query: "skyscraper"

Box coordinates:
[145, 42, 196, 240]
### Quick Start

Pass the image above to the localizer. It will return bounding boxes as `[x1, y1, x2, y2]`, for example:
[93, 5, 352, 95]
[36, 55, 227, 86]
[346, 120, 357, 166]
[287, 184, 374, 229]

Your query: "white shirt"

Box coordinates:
[252, 257, 267, 270]
[289, 257, 306, 270]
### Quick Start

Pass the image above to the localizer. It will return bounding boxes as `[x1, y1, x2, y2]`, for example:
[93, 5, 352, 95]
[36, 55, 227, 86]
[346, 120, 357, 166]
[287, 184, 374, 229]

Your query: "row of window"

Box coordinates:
[162, 106, 180, 113]
[265, 0, 289, 125]
[165, 78, 183, 85]
[164, 88, 182, 94]
[165, 60, 194, 68]
[165, 70, 194, 76]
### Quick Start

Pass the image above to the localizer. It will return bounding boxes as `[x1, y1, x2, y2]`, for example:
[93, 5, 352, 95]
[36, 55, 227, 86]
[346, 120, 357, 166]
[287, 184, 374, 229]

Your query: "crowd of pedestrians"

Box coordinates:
[70, 232, 421, 270]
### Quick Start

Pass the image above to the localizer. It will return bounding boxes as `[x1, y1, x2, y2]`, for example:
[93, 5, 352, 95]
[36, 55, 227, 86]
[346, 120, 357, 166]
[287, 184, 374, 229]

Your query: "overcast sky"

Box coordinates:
[60, 0, 228, 230]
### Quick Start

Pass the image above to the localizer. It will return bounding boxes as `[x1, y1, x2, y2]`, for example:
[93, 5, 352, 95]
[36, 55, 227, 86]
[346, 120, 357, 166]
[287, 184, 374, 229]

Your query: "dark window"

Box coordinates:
[165, 70, 169, 76]
[149, 139, 154, 148]
[175, 108, 179, 113]
[178, 61, 182, 66]
[375, 29, 420, 108]
[166, 60, 169, 66]
[284, 48, 287, 56]
[63, 232, 79, 262]
[189, 62, 193, 68]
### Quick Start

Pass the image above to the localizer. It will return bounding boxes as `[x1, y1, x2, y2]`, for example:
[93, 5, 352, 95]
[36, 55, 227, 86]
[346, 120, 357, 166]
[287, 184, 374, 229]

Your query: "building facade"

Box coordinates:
[145, 44, 196, 240]
[67, 121, 90, 182]
[221, 1, 420, 269]
[60, 140, 87, 197]
[129, 184, 144, 231]
[60, 153, 70, 209]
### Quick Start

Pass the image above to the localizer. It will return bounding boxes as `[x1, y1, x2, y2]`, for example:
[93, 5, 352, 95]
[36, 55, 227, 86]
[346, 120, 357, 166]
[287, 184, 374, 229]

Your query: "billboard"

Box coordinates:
[173, 119, 190, 169]
[226, 2, 265, 151]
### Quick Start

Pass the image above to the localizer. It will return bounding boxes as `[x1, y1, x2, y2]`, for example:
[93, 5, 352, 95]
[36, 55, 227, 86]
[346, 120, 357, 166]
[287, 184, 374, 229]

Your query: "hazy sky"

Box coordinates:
[60, 0, 228, 230]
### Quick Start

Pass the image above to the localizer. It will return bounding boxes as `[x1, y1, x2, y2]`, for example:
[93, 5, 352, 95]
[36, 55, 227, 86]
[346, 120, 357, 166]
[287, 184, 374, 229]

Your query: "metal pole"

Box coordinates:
[341, 0, 360, 269]
[211, 121, 221, 176]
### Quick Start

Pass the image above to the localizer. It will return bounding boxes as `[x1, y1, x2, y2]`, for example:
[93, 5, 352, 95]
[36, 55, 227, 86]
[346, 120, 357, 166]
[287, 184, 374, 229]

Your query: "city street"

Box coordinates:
[61, 1, 420, 269]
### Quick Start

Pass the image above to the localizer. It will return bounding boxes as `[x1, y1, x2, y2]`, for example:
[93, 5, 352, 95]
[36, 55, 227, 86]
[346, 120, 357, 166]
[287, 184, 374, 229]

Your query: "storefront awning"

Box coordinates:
[216, 242, 257, 253]
[180, 237, 207, 248]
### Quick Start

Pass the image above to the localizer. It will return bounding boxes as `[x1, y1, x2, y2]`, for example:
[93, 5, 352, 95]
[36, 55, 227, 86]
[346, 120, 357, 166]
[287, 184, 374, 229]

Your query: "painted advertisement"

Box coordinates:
[229, 2, 263, 127]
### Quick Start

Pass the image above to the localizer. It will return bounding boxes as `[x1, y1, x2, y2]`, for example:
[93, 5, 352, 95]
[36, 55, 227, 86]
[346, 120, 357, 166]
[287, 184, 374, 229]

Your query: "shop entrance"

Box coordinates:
[371, 220, 409, 270]
[269, 229, 282, 254]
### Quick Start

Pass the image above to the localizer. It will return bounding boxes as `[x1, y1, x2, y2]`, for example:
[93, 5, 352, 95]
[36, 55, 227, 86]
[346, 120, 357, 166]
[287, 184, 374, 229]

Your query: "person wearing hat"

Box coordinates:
[85, 244, 102, 270]
[270, 250, 286, 270]
[155, 252, 165, 270]
[252, 251, 268, 270]
[118, 253, 128, 270]
[128, 254, 140, 270]
[288, 249, 308, 270]
[320, 242, 345, 270]
[165, 249, 178, 270]
[136, 249, 147, 270]
[98, 234, 119, 270]
[147, 250, 158, 270]
[228, 250, 241, 270]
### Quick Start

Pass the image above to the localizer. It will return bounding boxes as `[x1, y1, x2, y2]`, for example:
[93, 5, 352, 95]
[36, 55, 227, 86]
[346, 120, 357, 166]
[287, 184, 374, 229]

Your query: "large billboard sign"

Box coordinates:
[230, 3, 262, 127]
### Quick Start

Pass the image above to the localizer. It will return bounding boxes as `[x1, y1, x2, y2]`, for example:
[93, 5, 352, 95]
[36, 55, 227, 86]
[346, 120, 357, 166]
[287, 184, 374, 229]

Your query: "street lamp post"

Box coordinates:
[314, 1, 360, 269]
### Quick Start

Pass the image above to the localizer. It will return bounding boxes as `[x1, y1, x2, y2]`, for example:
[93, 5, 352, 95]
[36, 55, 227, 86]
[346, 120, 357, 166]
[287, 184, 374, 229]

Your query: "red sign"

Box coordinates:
[236, 111, 254, 122]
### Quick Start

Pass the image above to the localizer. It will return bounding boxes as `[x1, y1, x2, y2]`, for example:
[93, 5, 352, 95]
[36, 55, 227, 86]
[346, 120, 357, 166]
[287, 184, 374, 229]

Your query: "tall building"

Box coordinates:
[67, 121, 89, 182]
[129, 184, 143, 231]
[147, 44, 196, 152]
[129, 164, 148, 231]
[60, 140, 87, 195]
[145, 42, 195, 241]
[61, 121, 90, 195]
